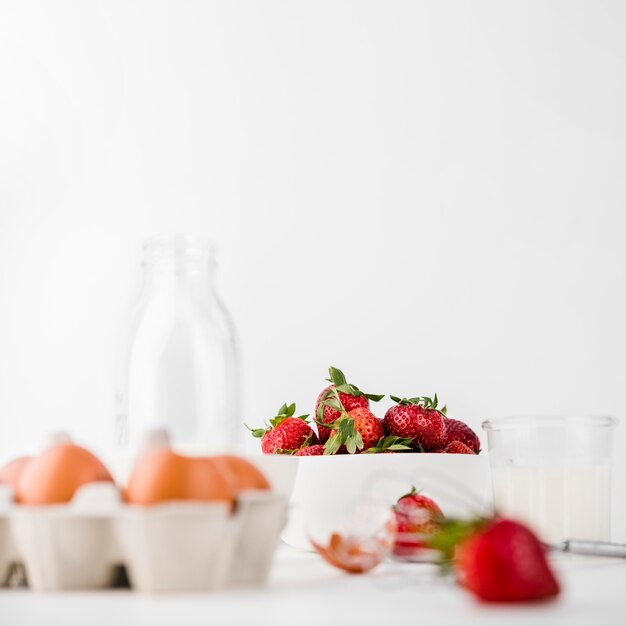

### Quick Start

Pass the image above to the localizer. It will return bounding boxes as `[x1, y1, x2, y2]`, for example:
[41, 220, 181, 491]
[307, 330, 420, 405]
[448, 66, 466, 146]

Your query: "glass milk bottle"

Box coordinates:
[116, 235, 240, 458]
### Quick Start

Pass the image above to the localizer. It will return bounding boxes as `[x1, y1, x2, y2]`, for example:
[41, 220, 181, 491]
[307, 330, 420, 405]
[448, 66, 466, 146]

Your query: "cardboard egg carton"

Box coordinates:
[0, 480, 287, 593]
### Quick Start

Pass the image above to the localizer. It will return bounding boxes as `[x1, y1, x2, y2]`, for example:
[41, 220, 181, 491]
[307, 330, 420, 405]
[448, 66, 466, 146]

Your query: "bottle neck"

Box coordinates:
[141, 236, 217, 292]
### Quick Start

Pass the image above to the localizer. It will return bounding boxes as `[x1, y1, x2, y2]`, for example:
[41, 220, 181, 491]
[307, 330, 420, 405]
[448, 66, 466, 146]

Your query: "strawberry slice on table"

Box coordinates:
[315, 367, 384, 443]
[443, 418, 481, 453]
[392, 487, 443, 558]
[383, 395, 447, 451]
[247, 403, 318, 454]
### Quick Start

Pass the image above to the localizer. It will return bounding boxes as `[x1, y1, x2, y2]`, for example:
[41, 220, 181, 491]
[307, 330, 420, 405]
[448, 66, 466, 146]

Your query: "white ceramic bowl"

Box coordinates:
[278, 453, 492, 551]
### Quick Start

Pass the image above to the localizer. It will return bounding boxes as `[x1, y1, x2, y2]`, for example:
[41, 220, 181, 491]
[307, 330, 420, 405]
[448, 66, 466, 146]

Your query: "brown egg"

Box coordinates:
[212, 455, 270, 493]
[16, 444, 113, 505]
[0, 456, 32, 492]
[126, 449, 235, 506]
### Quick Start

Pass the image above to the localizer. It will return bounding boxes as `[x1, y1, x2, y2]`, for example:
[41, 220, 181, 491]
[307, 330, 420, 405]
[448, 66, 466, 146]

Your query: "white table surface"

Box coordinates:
[0, 545, 625, 626]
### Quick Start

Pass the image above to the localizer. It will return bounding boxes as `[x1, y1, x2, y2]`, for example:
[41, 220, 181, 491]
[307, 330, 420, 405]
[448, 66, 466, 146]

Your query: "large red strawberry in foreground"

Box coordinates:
[315, 367, 383, 443]
[248, 403, 318, 454]
[456, 518, 560, 602]
[428, 516, 561, 603]
[383, 395, 446, 451]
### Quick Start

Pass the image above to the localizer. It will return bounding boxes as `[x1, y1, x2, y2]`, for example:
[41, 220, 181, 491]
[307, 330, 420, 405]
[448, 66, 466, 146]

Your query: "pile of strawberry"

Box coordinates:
[249, 367, 481, 456]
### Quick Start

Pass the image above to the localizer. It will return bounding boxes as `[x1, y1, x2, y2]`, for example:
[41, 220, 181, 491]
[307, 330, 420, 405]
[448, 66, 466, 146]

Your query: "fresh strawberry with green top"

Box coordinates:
[383, 395, 446, 451]
[325, 406, 385, 454]
[319, 387, 385, 454]
[444, 418, 481, 453]
[445, 440, 475, 454]
[294, 444, 325, 456]
[315, 367, 384, 443]
[393, 487, 443, 557]
[248, 403, 318, 454]
[456, 518, 560, 602]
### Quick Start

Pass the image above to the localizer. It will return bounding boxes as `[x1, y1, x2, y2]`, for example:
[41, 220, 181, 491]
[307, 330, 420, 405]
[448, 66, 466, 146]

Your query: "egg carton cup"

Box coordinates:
[0, 482, 287, 593]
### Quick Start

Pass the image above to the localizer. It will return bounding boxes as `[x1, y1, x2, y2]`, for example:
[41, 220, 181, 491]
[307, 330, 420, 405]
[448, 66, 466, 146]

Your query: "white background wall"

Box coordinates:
[1, 1, 625, 537]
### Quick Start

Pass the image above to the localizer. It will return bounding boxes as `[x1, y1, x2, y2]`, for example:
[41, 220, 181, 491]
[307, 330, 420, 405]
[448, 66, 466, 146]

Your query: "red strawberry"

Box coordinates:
[247, 403, 318, 454]
[393, 487, 442, 558]
[349, 407, 385, 451]
[294, 444, 325, 456]
[457, 518, 560, 602]
[383, 395, 446, 451]
[444, 418, 481, 453]
[325, 406, 385, 454]
[315, 367, 383, 443]
[445, 440, 475, 454]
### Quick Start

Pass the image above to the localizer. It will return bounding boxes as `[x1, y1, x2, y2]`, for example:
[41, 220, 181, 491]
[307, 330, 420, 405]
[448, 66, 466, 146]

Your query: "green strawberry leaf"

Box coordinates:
[328, 366, 347, 387]
[427, 517, 489, 566]
[295, 414, 310, 421]
[316, 403, 325, 422]
[269, 402, 304, 427]
[335, 383, 355, 394]
[300, 434, 314, 448]
[324, 415, 364, 454]
[269, 415, 286, 427]
[324, 433, 342, 455]
[272, 447, 297, 455]
[362, 436, 413, 453]
[245, 425, 267, 438]
[391, 394, 447, 416]
[322, 399, 342, 412]
[396, 485, 419, 500]
[364, 393, 384, 402]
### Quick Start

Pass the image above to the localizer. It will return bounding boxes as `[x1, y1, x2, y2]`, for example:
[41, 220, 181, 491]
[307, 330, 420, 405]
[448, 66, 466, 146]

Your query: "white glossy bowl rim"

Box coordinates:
[482, 414, 618, 431]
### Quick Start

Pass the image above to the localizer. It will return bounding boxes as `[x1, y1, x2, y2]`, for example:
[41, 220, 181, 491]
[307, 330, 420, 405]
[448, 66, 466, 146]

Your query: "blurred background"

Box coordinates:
[0, 1, 625, 536]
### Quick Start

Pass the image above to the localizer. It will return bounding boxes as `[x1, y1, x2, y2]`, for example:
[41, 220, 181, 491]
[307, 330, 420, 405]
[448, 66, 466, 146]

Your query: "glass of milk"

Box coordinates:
[482, 415, 617, 543]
